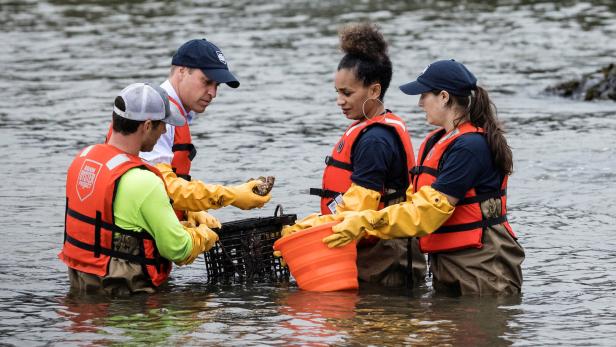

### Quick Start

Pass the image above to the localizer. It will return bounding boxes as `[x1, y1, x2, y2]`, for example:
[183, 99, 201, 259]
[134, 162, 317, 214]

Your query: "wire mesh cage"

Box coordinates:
[203, 205, 296, 284]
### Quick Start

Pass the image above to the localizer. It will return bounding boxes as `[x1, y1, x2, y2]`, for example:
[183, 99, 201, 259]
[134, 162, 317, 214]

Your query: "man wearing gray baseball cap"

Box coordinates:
[61, 83, 218, 295]
[139, 39, 273, 227]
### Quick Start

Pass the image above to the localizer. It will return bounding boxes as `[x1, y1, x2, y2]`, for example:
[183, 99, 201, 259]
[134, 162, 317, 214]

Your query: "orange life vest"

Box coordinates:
[311, 112, 416, 215]
[167, 96, 196, 181]
[411, 122, 515, 253]
[59, 144, 171, 286]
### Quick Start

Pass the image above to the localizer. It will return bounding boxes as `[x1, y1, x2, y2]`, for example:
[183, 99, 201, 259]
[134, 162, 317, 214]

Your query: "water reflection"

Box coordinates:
[275, 288, 522, 346]
[277, 290, 358, 345]
[57, 289, 217, 346]
[342, 294, 521, 346]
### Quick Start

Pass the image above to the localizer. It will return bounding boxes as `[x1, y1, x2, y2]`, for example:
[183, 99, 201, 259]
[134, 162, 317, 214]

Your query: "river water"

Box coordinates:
[1, 0, 616, 346]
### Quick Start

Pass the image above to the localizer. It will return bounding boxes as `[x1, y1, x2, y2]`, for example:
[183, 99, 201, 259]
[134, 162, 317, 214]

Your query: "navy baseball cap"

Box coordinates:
[171, 39, 240, 88]
[399, 59, 477, 97]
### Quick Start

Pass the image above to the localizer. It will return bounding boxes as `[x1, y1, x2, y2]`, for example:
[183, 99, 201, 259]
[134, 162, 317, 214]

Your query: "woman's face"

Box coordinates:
[334, 68, 379, 120]
[418, 91, 450, 127]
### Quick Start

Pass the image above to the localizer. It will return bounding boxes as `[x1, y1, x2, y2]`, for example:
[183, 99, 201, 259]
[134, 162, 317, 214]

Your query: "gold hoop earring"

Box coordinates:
[361, 98, 385, 121]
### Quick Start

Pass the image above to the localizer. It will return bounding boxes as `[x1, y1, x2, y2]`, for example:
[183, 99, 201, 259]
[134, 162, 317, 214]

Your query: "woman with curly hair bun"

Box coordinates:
[282, 23, 426, 288]
[325, 60, 525, 296]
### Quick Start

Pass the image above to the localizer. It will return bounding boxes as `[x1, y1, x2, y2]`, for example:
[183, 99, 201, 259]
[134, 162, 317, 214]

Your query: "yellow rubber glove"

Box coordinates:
[177, 224, 219, 266]
[225, 181, 272, 210]
[323, 186, 455, 248]
[335, 183, 381, 213]
[186, 210, 221, 229]
[280, 213, 346, 237]
[155, 163, 271, 211]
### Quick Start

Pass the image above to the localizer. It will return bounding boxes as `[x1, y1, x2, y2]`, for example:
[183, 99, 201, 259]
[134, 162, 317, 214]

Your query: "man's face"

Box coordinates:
[176, 67, 219, 113]
[140, 120, 167, 152]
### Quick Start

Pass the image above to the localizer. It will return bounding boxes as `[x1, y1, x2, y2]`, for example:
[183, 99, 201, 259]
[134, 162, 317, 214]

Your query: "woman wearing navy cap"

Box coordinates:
[278, 23, 426, 287]
[324, 60, 525, 295]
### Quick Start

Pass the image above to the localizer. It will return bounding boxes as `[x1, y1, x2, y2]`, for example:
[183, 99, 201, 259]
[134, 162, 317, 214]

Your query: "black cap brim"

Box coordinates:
[399, 80, 432, 95]
[201, 68, 240, 88]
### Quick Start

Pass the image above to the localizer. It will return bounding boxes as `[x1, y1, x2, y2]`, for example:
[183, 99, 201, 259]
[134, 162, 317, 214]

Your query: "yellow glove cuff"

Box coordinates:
[335, 183, 381, 213]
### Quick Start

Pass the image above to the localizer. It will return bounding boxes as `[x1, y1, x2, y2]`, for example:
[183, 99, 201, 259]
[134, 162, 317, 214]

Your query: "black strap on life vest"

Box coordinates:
[457, 189, 506, 206]
[309, 188, 341, 198]
[65, 207, 160, 266]
[325, 156, 353, 171]
[172, 167, 191, 181]
[67, 208, 153, 240]
[433, 215, 508, 234]
[311, 187, 406, 208]
[94, 211, 102, 258]
[64, 233, 159, 266]
[172, 143, 197, 161]
[409, 166, 439, 177]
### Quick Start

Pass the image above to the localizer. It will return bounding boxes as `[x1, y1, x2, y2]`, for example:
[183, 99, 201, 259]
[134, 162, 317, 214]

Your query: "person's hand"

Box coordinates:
[322, 211, 370, 248]
[186, 210, 221, 229]
[178, 224, 219, 265]
[227, 180, 272, 210]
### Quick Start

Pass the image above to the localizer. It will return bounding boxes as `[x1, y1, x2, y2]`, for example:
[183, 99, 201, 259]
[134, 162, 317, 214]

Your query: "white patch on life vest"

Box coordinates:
[345, 123, 363, 137]
[216, 50, 227, 65]
[79, 145, 94, 157]
[438, 128, 459, 144]
[384, 118, 406, 131]
[106, 154, 130, 170]
[327, 193, 344, 214]
[76, 159, 102, 201]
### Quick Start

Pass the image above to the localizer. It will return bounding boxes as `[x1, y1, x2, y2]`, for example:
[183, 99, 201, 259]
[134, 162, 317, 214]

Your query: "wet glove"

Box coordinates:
[279, 213, 346, 237]
[186, 210, 221, 229]
[335, 183, 381, 213]
[323, 186, 455, 248]
[226, 180, 272, 210]
[155, 163, 271, 211]
[177, 224, 219, 265]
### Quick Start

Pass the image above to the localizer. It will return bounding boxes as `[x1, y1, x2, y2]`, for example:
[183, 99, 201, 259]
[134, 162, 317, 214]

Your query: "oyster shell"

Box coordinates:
[251, 176, 275, 196]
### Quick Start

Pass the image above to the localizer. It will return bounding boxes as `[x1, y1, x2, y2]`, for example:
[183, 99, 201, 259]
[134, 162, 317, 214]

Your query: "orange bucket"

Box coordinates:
[273, 222, 358, 292]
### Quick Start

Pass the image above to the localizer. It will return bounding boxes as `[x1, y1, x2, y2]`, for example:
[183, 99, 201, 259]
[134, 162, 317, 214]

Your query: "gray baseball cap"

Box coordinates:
[113, 83, 186, 126]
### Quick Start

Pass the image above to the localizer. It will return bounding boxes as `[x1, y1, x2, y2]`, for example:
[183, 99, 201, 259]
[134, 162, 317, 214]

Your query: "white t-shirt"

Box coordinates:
[139, 80, 195, 164]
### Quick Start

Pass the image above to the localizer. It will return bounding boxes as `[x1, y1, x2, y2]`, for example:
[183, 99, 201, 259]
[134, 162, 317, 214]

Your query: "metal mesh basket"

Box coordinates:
[203, 205, 296, 284]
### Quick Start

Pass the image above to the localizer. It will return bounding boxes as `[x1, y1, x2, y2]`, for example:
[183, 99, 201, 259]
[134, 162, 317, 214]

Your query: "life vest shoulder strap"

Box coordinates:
[171, 143, 197, 161]
[325, 155, 353, 171]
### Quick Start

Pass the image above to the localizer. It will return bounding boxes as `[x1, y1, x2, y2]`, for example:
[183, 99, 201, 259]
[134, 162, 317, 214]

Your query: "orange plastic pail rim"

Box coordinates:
[274, 222, 358, 292]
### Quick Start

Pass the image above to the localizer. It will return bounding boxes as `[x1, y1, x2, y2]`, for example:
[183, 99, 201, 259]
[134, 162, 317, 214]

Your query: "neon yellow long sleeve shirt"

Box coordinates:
[112, 168, 192, 263]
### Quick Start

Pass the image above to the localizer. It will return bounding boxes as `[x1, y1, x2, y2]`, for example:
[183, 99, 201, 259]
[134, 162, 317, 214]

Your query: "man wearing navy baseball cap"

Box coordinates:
[138, 38, 272, 229]
[171, 38, 240, 90]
